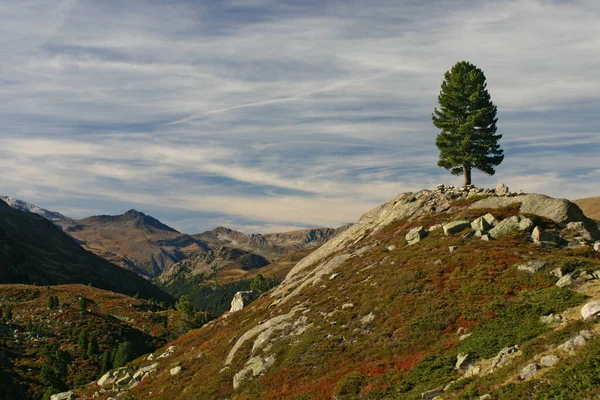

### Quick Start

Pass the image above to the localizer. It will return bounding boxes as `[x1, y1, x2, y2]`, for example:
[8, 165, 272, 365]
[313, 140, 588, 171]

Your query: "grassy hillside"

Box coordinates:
[60, 190, 600, 399]
[574, 197, 600, 221]
[0, 284, 176, 400]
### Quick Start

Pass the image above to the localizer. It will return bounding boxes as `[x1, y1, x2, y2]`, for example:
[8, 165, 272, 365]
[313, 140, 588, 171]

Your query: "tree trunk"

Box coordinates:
[463, 165, 472, 186]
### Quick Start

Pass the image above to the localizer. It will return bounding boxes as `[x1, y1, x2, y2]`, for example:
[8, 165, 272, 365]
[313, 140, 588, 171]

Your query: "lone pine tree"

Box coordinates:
[432, 61, 503, 186]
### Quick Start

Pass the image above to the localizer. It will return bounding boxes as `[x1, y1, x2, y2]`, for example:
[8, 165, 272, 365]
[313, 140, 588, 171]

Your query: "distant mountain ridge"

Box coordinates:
[574, 196, 600, 221]
[57, 209, 208, 277]
[0, 195, 70, 221]
[0, 199, 172, 303]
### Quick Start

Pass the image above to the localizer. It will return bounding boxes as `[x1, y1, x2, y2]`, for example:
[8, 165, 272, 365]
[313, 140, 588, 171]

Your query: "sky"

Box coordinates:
[1, 0, 599, 233]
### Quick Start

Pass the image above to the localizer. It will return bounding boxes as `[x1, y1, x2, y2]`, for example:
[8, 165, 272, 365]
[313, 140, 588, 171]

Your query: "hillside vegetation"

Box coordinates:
[0, 284, 176, 400]
[574, 197, 600, 221]
[69, 188, 600, 400]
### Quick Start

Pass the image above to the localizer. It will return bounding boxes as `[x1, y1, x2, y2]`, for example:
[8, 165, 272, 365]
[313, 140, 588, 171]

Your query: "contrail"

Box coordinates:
[167, 71, 389, 125]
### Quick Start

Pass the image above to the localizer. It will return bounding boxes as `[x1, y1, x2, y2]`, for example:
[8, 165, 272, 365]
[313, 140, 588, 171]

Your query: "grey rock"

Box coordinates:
[422, 388, 443, 399]
[517, 260, 546, 274]
[230, 291, 258, 313]
[386, 245, 396, 252]
[550, 268, 563, 278]
[496, 183, 510, 196]
[539, 314, 566, 324]
[481, 234, 490, 241]
[520, 363, 540, 380]
[455, 353, 471, 370]
[532, 226, 561, 244]
[98, 371, 115, 386]
[489, 216, 521, 239]
[581, 300, 600, 320]
[115, 372, 131, 386]
[471, 216, 491, 232]
[540, 355, 560, 367]
[341, 303, 354, 310]
[449, 246, 457, 253]
[443, 220, 471, 235]
[556, 273, 574, 288]
[483, 213, 499, 226]
[580, 330, 594, 340]
[233, 355, 275, 390]
[406, 226, 427, 245]
[170, 366, 182, 376]
[479, 395, 492, 400]
[50, 392, 75, 400]
[459, 333, 472, 341]
[492, 346, 520, 369]
[594, 241, 600, 252]
[133, 363, 158, 380]
[573, 335, 587, 347]
[518, 217, 535, 232]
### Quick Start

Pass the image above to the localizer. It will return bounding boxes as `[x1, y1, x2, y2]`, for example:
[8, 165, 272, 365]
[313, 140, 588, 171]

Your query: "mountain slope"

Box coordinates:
[0, 195, 69, 221]
[0, 284, 175, 400]
[57, 210, 209, 277]
[195, 225, 348, 262]
[574, 196, 600, 221]
[0, 200, 173, 303]
[72, 189, 600, 400]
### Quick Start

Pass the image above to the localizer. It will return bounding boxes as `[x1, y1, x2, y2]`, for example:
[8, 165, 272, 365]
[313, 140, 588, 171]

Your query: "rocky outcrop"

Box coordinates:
[443, 220, 470, 235]
[230, 291, 258, 312]
[488, 216, 520, 238]
[406, 226, 426, 245]
[520, 363, 540, 380]
[581, 300, 600, 320]
[50, 391, 75, 400]
[517, 260, 546, 274]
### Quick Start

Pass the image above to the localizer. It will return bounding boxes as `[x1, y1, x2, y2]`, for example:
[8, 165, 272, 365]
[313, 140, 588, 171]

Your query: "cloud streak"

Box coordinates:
[1, 0, 599, 232]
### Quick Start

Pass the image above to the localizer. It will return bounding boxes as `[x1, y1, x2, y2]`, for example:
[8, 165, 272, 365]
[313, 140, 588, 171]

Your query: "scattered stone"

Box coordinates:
[531, 226, 561, 245]
[479, 395, 492, 400]
[517, 260, 546, 274]
[170, 366, 182, 376]
[443, 220, 471, 235]
[581, 300, 600, 320]
[489, 216, 521, 239]
[558, 334, 588, 352]
[406, 226, 427, 245]
[115, 372, 131, 387]
[496, 183, 510, 196]
[481, 234, 490, 241]
[464, 364, 481, 377]
[98, 371, 115, 387]
[427, 224, 443, 232]
[433, 259, 442, 265]
[555, 273, 574, 288]
[573, 335, 587, 347]
[550, 268, 563, 278]
[540, 355, 560, 367]
[437, 184, 445, 190]
[594, 241, 600, 252]
[329, 273, 340, 280]
[518, 217, 535, 232]
[158, 345, 176, 359]
[386, 245, 396, 252]
[133, 363, 158, 380]
[520, 363, 540, 380]
[230, 291, 258, 313]
[361, 312, 375, 324]
[422, 388, 443, 399]
[471, 216, 491, 232]
[491, 346, 520, 369]
[459, 333, 472, 341]
[50, 391, 75, 400]
[483, 213, 499, 226]
[455, 353, 471, 370]
[146, 353, 155, 361]
[539, 314, 566, 324]
[580, 330, 594, 340]
[341, 303, 354, 310]
[233, 356, 275, 390]
[449, 246, 457, 253]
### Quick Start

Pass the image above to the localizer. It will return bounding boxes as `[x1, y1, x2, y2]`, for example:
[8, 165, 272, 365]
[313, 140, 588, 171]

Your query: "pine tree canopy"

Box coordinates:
[432, 61, 503, 185]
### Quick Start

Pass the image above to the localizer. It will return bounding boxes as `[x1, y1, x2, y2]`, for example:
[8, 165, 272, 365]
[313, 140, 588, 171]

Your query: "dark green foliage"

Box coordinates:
[88, 336, 99, 357]
[47, 296, 59, 309]
[39, 343, 71, 390]
[42, 386, 59, 400]
[78, 330, 89, 351]
[460, 287, 585, 359]
[113, 341, 135, 368]
[158, 275, 279, 316]
[101, 350, 112, 373]
[79, 296, 88, 311]
[3, 306, 12, 322]
[433, 61, 503, 185]
[250, 274, 271, 293]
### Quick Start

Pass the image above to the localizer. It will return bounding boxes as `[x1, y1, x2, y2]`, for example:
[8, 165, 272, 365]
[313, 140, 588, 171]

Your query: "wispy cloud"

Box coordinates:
[1, 0, 599, 232]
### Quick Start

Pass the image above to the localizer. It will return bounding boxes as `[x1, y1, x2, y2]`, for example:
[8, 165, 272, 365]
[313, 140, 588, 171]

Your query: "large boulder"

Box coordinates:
[488, 216, 520, 239]
[233, 355, 275, 389]
[495, 183, 510, 196]
[581, 300, 600, 320]
[230, 291, 258, 312]
[531, 226, 562, 245]
[517, 260, 546, 274]
[443, 220, 471, 235]
[471, 216, 491, 232]
[406, 226, 427, 245]
[470, 194, 599, 240]
[520, 363, 540, 380]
